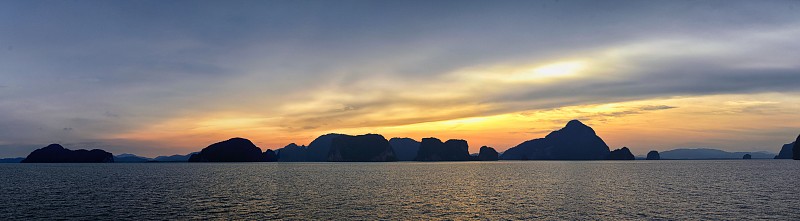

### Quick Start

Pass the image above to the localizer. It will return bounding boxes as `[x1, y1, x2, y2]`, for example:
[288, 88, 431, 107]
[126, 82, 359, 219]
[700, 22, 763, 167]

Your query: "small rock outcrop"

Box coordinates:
[794, 135, 800, 160]
[478, 146, 499, 161]
[327, 134, 397, 162]
[188, 138, 265, 162]
[263, 149, 279, 162]
[414, 138, 470, 161]
[646, 151, 660, 160]
[21, 144, 114, 163]
[501, 120, 611, 160]
[743, 154, 752, 159]
[607, 147, 635, 160]
[389, 138, 420, 161]
[775, 142, 794, 159]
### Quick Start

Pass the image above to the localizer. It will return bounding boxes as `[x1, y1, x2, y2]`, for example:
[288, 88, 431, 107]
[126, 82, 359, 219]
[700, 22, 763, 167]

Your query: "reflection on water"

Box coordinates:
[1, 161, 799, 220]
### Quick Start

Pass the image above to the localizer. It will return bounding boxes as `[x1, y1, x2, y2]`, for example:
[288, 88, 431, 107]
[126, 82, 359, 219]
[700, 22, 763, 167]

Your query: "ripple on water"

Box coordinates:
[1, 160, 799, 220]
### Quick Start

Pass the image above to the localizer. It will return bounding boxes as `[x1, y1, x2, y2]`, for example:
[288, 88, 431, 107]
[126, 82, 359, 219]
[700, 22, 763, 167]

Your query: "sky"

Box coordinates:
[1, 0, 799, 158]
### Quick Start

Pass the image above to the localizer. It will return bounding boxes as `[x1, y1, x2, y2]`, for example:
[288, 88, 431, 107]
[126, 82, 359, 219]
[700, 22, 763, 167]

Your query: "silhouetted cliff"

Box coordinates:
[188, 138, 264, 162]
[276, 143, 308, 162]
[415, 138, 470, 161]
[794, 135, 800, 160]
[478, 146, 499, 161]
[500, 120, 611, 160]
[306, 134, 344, 161]
[743, 154, 752, 159]
[607, 147, 635, 160]
[22, 144, 114, 163]
[775, 142, 794, 159]
[389, 138, 420, 161]
[327, 134, 397, 162]
[646, 151, 660, 160]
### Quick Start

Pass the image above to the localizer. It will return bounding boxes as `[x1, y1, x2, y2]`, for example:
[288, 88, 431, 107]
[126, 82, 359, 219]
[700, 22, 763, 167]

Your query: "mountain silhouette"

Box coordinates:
[646, 151, 660, 160]
[500, 120, 611, 160]
[0, 157, 25, 163]
[414, 138, 470, 161]
[659, 148, 775, 159]
[774, 142, 794, 159]
[477, 146, 499, 161]
[276, 143, 309, 162]
[22, 144, 114, 163]
[153, 152, 196, 162]
[389, 138, 420, 161]
[114, 153, 151, 162]
[306, 133, 344, 161]
[188, 138, 265, 162]
[327, 134, 397, 162]
[607, 147, 635, 160]
[743, 154, 752, 159]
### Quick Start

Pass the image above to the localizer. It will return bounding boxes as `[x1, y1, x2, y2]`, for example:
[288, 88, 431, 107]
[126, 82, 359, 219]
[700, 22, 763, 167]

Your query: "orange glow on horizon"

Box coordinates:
[111, 93, 800, 156]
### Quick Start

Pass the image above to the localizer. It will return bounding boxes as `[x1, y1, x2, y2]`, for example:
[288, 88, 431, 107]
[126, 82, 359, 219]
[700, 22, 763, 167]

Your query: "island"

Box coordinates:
[500, 120, 611, 160]
[646, 150, 660, 160]
[327, 134, 397, 162]
[21, 144, 114, 163]
[188, 137, 277, 162]
[415, 138, 470, 161]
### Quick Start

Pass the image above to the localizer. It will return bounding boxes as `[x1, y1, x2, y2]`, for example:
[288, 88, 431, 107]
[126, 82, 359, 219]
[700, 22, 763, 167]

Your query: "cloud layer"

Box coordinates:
[1, 0, 799, 157]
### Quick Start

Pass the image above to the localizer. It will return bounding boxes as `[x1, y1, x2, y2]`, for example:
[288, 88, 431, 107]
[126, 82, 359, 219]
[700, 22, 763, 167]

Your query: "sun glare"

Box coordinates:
[502, 60, 587, 83]
[530, 61, 586, 78]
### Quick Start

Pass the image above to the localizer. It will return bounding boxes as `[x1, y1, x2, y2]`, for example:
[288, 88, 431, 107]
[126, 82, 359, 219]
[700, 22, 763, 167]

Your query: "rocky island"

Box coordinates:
[646, 151, 660, 160]
[415, 138, 470, 161]
[500, 120, 611, 160]
[327, 134, 397, 162]
[477, 146, 499, 161]
[607, 147, 635, 160]
[188, 137, 277, 162]
[22, 144, 114, 163]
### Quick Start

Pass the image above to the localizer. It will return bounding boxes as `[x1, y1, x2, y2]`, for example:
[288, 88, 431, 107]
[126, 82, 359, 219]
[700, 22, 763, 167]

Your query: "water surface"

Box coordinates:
[1, 160, 798, 220]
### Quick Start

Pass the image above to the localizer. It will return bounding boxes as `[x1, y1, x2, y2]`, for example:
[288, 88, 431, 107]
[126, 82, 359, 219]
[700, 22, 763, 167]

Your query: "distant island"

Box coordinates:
[21, 144, 114, 163]
[7, 120, 798, 163]
[658, 148, 776, 160]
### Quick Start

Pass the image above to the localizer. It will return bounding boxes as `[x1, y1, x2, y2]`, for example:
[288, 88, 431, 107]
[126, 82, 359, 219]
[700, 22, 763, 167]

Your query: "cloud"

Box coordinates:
[1, 0, 799, 156]
[639, 105, 677, 111]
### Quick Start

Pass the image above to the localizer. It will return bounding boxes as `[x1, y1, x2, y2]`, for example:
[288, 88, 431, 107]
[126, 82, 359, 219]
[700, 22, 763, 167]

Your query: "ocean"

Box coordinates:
[2, 160, 798, 220]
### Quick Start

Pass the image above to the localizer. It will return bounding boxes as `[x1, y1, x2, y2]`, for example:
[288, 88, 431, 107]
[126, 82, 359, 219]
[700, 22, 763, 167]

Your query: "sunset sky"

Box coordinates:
[1, 0, 799, 157]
